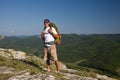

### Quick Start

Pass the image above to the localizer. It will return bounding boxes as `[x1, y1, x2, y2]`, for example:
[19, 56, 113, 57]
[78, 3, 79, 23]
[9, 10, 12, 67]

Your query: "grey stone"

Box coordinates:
[0, 66, 15, 74]
[0, 48, 26, 59]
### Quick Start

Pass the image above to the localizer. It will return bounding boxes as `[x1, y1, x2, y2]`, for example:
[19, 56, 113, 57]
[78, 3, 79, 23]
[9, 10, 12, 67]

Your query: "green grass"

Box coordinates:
[65, 62, 102, 78]
[0, 55, 44, 74]
[0, 74, 13, 80]
[0, 55, 65, 79]
[0, 55, 45, 80]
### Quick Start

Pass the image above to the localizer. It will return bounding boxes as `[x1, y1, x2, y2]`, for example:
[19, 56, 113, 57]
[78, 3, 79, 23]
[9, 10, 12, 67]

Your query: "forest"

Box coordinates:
[0, 34, 120, 78]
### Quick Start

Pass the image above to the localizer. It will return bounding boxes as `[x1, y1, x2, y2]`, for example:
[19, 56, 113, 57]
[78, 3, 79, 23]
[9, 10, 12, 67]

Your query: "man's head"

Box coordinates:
[44, 19, 50, 27]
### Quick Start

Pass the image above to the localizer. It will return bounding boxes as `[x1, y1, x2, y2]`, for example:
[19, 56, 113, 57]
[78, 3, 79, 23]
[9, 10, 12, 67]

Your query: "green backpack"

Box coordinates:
[49, 23, 61, 45]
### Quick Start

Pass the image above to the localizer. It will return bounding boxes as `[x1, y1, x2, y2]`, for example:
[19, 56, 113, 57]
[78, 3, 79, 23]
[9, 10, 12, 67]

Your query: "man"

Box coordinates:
[41, 19, 60, 73]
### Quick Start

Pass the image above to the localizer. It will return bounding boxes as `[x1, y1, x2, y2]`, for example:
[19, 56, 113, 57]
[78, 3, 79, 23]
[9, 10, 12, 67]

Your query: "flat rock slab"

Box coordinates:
[0, 66, 14, 74]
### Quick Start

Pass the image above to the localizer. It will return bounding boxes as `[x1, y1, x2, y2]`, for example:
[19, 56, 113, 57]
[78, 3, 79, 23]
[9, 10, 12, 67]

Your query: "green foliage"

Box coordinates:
[0, 55, 43, 74]
[58, 34, 120, 78]
[0, 36, 43, 56]
[0, 34, 120, 78]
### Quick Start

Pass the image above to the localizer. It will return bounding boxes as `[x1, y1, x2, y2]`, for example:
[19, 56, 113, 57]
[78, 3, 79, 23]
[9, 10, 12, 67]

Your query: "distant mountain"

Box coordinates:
[6, 35, 40, 39]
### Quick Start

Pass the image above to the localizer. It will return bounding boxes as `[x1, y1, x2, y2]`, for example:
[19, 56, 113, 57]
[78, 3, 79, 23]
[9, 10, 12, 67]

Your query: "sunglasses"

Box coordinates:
[44, 22, 49, 23]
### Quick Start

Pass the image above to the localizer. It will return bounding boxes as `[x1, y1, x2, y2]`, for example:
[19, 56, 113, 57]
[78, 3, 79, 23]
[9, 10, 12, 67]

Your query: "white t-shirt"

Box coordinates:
[44, 27, 58, 46]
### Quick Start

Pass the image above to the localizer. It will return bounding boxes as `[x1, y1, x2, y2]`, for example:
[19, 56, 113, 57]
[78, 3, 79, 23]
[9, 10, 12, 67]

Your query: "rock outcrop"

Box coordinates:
[0, 48, 117, 80]
[0, 48, 26, 59]
[8, 72, 98, 80]
[0, 66, 14, 74]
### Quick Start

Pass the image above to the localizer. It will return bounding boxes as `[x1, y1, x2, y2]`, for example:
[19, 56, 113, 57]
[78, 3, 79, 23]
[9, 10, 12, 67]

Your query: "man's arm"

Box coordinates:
[51, 32, 58, 39]
[48, 28, 58, 39]
[41, 30, 45, 40]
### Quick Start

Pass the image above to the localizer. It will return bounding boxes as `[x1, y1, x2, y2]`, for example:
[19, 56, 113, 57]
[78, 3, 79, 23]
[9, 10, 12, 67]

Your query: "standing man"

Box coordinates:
[41, 19, 60, 73]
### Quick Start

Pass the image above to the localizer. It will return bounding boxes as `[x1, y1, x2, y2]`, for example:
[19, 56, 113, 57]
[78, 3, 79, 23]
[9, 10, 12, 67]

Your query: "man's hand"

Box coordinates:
[48, 28, 53, 34]
[48, 28, 58, 39]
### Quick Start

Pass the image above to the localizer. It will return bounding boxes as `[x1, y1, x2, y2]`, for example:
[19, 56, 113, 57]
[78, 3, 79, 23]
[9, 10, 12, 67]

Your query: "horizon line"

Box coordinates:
[1, 33, 120, 37]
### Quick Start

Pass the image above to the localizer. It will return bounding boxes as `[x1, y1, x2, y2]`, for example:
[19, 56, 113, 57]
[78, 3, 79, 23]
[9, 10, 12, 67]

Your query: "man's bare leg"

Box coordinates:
[46, 60, 50, 72]
[55, 60, 60, 73]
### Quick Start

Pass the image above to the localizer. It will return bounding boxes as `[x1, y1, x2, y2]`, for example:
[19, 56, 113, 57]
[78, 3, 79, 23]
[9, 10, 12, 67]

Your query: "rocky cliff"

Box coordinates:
[0, 48, 117, 80]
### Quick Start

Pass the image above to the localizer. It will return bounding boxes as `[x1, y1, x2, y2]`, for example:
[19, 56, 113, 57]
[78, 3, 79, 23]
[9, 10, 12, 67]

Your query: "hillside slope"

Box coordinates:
[0, 48, 115, 80]
[0, 34, 120, 79]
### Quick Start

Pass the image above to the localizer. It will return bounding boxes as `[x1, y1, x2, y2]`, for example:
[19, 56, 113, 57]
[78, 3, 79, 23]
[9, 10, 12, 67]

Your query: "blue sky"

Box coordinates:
[0, 0, 120, 36]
